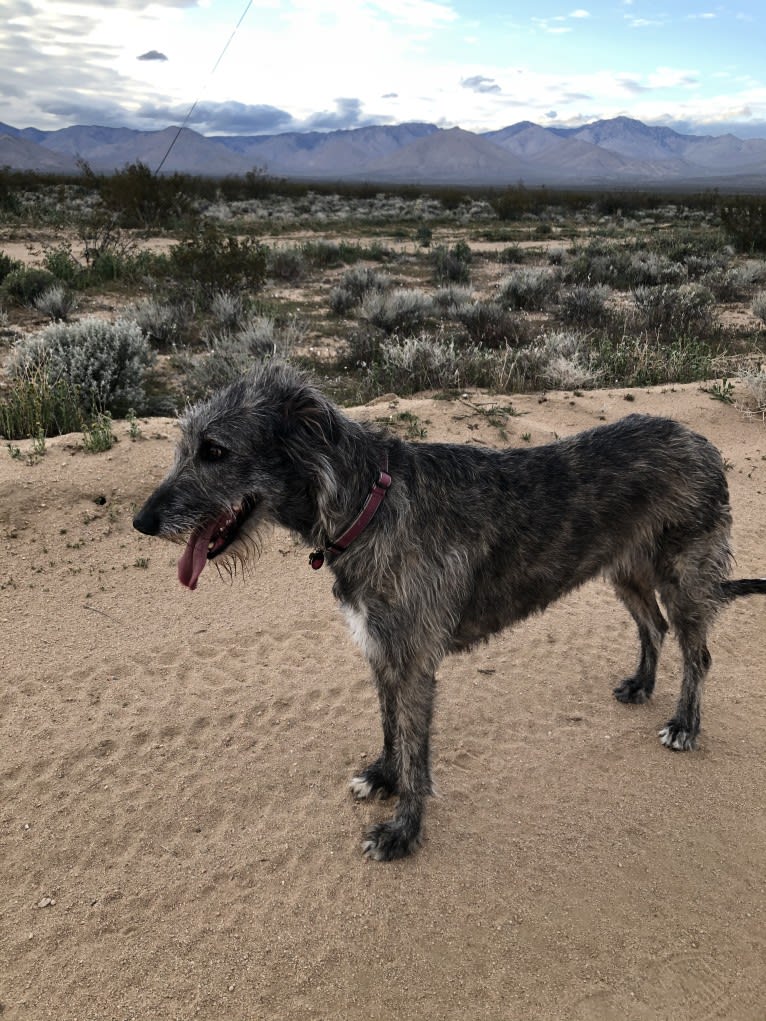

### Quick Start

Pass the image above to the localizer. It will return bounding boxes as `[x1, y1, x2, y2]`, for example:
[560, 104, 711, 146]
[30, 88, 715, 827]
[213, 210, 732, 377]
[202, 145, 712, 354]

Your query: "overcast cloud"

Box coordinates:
[1, 0, 765, 139]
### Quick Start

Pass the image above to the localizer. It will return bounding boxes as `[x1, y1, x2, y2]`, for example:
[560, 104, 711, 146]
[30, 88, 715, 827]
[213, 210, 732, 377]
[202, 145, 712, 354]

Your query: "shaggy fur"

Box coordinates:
[133, 362, 766, 861]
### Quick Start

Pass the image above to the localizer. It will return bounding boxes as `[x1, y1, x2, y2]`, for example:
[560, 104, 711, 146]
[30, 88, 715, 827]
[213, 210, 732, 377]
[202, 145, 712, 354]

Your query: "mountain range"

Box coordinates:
[1, 116, 766, 188]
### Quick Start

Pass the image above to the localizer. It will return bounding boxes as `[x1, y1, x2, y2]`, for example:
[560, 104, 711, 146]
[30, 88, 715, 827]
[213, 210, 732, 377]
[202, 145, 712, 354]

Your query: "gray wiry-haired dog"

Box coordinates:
[134, 362, 766, 861]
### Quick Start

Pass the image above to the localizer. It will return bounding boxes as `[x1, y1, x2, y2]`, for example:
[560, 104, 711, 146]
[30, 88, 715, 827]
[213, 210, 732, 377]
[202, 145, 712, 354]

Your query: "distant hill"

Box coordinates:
[1, 115, 765, 186]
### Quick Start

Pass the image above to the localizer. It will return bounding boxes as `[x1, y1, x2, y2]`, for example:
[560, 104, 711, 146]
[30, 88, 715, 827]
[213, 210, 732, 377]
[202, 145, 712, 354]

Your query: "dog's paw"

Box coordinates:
[659, 720, 698, 751]
[613, 677, 651, 704]
[349, 760, 397, 801]
[362, 820, 422, 862]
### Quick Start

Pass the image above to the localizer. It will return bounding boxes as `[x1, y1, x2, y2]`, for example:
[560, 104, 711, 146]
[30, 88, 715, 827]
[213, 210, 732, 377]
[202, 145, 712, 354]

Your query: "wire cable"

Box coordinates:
[155, 0, 254, 175]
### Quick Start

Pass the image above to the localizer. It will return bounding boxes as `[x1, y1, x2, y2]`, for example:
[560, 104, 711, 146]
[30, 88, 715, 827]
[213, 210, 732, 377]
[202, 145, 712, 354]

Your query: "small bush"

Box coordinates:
[0, 251, 23, 284]
[591, 334, 713, 388]
[167, 226, 267, 298]
[432, 285, 473, 312]
[128, 297, 183, 349]
[432, 243, 472, 285]
[632, 284, 714, 336]
[454, 301, 529, 349]
[0, 362, 83, 440]
[329, 266, 391, 315]
[497, 268, 559, 311]
[752, 291, 766, 324]
[33, 285, 79, 321]
[210, 290, 247, 332]
[267, 246, 307, 282]
[82, 411, 116, 453]
[1, 267, 58, 306]
[10, 317, 154, 416]
[43, 243, 82, 286]
[559, 284, 610, 326]
[538, 330, 597, 390]
[98, 161, 193, 229]
[359, 288, 433, 334]
[178, 317, 299, 399]
[738, 369, 766, 413]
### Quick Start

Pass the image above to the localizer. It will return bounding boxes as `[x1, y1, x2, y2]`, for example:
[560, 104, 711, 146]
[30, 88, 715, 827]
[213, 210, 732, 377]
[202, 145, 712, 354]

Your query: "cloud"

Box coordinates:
[137, 50, 168, 61]
[461, 75, 501, 95]
[302, 97, 374, 131]
[137, 100, 297, 135]
[569, 9, 590, 17]
[618, 76, 651, 94]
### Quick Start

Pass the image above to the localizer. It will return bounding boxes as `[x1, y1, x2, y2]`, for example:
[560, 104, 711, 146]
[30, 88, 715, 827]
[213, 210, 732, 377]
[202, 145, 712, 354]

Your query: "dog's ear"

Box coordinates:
[280, 382, 339, 447]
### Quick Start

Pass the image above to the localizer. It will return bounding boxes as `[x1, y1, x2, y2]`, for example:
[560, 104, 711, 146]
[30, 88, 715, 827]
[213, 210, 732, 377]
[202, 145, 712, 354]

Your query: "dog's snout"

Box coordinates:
[133, 502, 160, 536]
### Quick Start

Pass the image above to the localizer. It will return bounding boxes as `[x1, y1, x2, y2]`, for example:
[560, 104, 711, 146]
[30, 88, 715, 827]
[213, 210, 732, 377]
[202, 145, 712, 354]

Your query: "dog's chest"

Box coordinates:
[342, 602, 376, 660]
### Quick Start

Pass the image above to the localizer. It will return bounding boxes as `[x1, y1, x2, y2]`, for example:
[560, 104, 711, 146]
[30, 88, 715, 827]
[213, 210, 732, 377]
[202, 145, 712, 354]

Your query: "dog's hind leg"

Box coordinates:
[658, 617, 711, 751]
[611, 571, 669, 705]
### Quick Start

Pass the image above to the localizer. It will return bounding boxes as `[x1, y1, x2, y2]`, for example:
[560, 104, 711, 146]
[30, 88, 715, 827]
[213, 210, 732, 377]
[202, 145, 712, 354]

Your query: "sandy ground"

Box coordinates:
[1, 381, 765, 1021]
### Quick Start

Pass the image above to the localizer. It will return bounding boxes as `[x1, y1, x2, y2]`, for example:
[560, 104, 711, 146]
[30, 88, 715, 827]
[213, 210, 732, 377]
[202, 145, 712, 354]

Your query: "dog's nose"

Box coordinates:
[133, 504, 160, 535]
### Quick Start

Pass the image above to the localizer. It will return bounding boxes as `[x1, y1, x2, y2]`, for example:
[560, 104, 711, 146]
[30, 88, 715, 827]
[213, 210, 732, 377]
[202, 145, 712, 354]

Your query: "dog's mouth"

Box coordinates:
[178, 497, 256, 590]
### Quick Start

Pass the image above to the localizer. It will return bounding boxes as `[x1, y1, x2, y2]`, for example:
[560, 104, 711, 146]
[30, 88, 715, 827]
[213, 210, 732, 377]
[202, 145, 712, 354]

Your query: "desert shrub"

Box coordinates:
[33, 285, 78, 321]
[497, 268, 559, 311]
[1, 267, 58, 306]
[432, 285, 473, 312]
[627, 251, 686, 286]
[128, 297, 184, 349]
[684, 253, 726, 281]
[738, 368, 766, 413]
[178, 317, 299, 399]
[166, 226, 267, 298]
[81, 411, 116, 453]
[301, 240, 363, 268]
[537, 330, 598, 390]
[267, 246, 307, 282]
[559, 284, 611, 326]
[720, 197, 766, 253]
[564, 240, 632, 287]
[0, 251, 23, 284]
[98, 161, 194, 229]
[454, 301, 530, 349]
[9, 317, 154, 416]
[374, 333, 502, 394]
[0, 362, 83, 440]
[590, 334, 713, 388]
[752, 291, 766, 324]
[330, 266, 392, 315]
[632, 284, 714, 336]
[498, 245, 525, 264]
[431, 242, 472, 285]
[210, 290, 247, 332]
[43, 243, 81, 286]
[359, 288, 433, 334]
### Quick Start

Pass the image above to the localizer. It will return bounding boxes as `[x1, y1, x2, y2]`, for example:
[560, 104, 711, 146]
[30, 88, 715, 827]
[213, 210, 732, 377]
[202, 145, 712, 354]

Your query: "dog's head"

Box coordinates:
[132, 361, 341, 589]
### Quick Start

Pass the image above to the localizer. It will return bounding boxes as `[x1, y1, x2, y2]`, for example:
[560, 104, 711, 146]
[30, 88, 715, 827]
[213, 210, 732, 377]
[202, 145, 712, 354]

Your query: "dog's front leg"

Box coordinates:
[361, 662, 435, 861]
[350, 681, 399, 801]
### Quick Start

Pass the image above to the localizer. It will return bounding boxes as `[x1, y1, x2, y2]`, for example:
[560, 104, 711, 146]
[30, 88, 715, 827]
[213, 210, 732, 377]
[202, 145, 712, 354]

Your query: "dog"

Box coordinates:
[133, 361, 766, 860]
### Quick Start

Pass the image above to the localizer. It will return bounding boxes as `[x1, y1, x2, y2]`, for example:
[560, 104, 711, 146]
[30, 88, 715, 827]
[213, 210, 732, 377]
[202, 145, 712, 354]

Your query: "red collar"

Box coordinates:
[309, 455, 391, 570]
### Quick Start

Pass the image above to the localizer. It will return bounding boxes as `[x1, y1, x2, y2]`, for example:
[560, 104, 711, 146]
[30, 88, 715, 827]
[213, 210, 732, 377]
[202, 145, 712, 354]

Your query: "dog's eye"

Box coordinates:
[200, 441, 226, 462]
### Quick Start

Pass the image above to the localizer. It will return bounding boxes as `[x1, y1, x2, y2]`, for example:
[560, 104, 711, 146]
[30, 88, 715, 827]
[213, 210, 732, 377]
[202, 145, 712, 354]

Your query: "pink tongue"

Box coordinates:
[178, 521, 219, 590]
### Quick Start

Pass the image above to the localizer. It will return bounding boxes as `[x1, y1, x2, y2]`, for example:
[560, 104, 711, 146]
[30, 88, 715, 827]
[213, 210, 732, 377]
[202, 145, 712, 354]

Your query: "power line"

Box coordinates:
[155, 0, 254, 175]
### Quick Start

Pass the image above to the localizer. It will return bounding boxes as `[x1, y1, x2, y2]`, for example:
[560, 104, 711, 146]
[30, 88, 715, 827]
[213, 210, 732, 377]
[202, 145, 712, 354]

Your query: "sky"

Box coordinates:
[2, 0, 766, 139]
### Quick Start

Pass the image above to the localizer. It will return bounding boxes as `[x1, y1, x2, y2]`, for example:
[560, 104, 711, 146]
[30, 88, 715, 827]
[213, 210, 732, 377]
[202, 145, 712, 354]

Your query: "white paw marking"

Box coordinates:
[350, 776, 374, 800]
[658, 727, 695, 751]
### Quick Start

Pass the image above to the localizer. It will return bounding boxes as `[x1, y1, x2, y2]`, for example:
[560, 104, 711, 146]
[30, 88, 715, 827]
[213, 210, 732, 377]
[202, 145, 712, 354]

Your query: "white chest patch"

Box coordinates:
[342, 602, 376, 660]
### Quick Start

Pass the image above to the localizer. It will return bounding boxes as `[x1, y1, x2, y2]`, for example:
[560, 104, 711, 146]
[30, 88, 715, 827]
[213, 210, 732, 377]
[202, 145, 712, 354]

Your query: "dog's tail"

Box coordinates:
[721, 578, 766, 600]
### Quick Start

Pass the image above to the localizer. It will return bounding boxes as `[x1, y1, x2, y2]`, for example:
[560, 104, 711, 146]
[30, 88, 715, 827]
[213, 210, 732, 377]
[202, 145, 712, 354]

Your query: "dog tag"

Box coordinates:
[309, 550, 325, 570]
